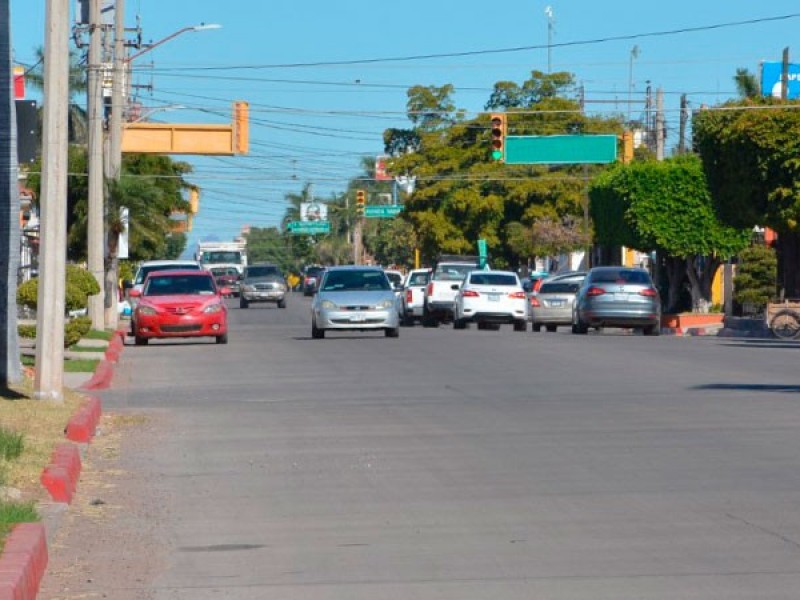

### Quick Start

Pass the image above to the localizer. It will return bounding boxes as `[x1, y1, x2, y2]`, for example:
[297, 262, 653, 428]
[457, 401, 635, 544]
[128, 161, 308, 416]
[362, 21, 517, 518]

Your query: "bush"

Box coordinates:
[65, 317, 92, 348]
[17, 265, 101, 313]
[734, 244, 777, 313]
[17, 325, 36, 339]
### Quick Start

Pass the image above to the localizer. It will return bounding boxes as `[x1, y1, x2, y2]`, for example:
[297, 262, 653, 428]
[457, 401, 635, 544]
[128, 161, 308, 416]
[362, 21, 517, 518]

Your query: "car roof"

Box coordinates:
[145, 269, 212, 277]
[324, 265, 383, 272]
[139, 259, 199, 267]
[468, 269, 517, 276]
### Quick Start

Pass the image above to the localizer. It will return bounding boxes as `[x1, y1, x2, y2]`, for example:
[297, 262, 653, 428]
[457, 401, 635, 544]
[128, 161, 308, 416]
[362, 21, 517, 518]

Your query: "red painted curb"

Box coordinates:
[105, 334, 124, 363]
[79, 359, 114, 391]
[40, 443, 82, 504]
[0, 523, 48, 600]
[65, 396, 102, 443]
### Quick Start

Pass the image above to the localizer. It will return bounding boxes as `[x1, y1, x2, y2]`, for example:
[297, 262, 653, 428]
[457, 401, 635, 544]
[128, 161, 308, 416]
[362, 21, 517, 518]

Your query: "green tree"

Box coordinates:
[734, 243, 778, 312]
[693, 97, 800, 296]
[734, 68, 760, 100]
[590, 155, 750, 312]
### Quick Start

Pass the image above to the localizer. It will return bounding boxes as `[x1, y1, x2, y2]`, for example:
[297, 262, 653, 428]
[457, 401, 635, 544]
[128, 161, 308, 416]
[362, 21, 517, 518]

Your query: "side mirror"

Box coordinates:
[451, 284, 460, 291]
[129, 288, 142, 298]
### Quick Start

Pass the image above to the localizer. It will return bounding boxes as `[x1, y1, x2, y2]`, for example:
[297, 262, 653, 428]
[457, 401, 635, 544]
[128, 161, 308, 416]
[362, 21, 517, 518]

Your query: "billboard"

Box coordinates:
[761, 62, 800, 99]
[300, 202, 328, 222]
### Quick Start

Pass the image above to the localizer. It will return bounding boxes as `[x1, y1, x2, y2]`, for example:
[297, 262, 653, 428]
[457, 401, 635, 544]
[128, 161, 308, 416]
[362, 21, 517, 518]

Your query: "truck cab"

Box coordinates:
[422, 256, 483, 327]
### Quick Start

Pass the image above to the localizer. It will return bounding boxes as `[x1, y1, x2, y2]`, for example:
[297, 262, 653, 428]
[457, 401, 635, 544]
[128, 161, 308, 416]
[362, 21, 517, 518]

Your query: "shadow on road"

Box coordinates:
[693, 383, 800, 393]
[0, 386, 28, 400]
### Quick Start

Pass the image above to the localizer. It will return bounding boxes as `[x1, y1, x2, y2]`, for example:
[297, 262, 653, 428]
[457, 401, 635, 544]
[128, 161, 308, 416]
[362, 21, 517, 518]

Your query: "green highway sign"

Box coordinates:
[505, 135, 617, 165]
[364, 205, 403, 219]
[287, 220, 330, 235]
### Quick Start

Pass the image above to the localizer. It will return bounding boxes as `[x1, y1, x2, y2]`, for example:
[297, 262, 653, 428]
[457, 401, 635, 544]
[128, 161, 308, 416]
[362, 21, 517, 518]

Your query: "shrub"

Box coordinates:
[734, 244, 777, 313]
[17, 265, 101, 313]
[17, 325, 36, 339]
[65, 317, 92, 348]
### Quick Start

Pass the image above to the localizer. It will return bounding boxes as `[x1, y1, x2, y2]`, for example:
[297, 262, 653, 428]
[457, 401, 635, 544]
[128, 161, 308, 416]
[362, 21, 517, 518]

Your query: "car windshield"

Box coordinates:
[321, 270, 391, 292]
[434, 264, 476, 281]
[408, 272, 430, 286]
[385, 272, 402, 286]
[201, 251, 241, 264]
[539, 281, 581, 294]
[211, 267, 239, 277]
[247, 266, 280, 278]
[135, 263, 200, 284]
[591, 269, 651, 284]
[306, 267, 324, 278]
[144, 274, 216, 296]
[469, 273, 518, 286]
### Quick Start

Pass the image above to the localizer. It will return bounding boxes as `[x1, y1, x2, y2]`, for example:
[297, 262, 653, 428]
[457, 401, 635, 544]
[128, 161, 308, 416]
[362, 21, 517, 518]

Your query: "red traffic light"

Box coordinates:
[489, 113, 506, 161]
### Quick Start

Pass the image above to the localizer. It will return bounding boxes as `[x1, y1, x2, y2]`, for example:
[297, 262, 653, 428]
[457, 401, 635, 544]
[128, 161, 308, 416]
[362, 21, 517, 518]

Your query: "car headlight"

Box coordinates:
[320, 300, 337, 309]
[241, 284, 255, 293]
[203, 303, 224, 314]
[137, 305, 157, 316]
[275, 283, 286, 291]
[376, 298, 394, 309]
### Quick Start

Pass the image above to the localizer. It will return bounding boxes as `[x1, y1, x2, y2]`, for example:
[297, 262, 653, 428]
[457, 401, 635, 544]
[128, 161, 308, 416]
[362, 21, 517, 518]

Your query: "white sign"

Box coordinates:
[300, 202, 328, 222]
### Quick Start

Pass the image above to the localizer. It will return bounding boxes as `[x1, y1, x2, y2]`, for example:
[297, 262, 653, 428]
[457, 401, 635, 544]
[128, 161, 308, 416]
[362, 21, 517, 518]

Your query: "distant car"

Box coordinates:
[129, 269, 229, 345]
[572, 266, 661, 335]
[399, 268, 431, 326]
[209, 266, 241, 297]
[239, 263, 287, 309]
[128, 259, 203, 312]
[530, 278, 584, 332]
[453, 270, 528, 331]
[311, 266, 400, 339]
[302, 265, 326, 296]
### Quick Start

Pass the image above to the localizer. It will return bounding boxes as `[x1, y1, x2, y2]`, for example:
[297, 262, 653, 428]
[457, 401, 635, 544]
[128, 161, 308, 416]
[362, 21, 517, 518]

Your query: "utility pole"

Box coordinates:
[655, 88, 665, 161]
[353, 219, 363, 265]
[104, 0, 125, 329]
[628, 45, 639, 123]
[678, 93, 688, 155]
[34, 0, 70, 402]
[86, 0, 105, 329]
[781, 47, 790, 100]
[544, 6, 554, 73]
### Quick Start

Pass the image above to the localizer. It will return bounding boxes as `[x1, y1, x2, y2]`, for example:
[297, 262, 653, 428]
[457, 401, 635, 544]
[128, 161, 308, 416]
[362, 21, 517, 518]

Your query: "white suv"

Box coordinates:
[453, 270, 528, 331]
[422, 258, 481, 326]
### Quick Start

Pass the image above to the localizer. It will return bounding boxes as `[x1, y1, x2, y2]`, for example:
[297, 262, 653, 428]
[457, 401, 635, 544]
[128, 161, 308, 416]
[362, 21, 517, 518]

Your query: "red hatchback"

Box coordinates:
[129, 270, 230, 345]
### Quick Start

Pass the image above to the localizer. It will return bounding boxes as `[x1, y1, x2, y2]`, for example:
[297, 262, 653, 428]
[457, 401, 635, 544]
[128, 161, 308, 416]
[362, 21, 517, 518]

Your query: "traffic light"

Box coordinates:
[355, 189, 366, 217]
[490, 113, 506, 162]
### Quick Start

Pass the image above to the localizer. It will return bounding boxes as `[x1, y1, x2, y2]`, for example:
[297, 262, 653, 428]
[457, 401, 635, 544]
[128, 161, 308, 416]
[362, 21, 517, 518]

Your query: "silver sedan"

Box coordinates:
[311, 266, 400, 339]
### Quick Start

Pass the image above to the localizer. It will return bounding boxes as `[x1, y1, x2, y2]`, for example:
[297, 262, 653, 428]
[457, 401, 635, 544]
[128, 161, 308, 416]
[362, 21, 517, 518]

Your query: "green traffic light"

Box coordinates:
[491, 150, 503, 161]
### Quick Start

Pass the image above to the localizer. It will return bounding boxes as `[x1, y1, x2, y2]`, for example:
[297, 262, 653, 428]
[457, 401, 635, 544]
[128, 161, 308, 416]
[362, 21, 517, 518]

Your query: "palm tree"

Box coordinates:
[0, 1, 22, 385]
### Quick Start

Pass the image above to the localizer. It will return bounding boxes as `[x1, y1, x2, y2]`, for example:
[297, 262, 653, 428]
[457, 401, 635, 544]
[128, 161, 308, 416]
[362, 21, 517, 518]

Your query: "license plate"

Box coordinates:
[488, 294, 501, 302]
[350, 313, 366, 322]
[550, 300, 564, 307]
[614, 293, 628, 301]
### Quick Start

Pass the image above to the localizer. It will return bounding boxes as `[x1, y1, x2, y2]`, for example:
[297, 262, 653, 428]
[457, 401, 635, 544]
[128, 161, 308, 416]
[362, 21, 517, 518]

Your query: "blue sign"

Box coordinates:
[761, 62, 800, 99]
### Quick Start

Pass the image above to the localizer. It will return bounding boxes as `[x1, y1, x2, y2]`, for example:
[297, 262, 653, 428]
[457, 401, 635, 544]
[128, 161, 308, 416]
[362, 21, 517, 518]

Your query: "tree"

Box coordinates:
[734, 68, 760, 100]
[0, 3, 21, 384]
[734, 243, 777, 313]
[693, 97, 800, 296]
[590, 155, 750, 312]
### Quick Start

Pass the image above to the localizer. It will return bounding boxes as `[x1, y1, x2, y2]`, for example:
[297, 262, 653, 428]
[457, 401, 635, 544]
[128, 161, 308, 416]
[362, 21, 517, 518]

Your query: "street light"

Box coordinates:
[126, 23, 222, 63]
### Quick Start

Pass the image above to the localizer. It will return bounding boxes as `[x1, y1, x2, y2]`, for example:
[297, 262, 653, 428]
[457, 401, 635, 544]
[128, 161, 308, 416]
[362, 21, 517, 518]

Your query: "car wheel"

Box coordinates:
[385, 327, 399, 338]
[643, 324, 661, 336]
[513, 320, 527, 332]
[278, 299, 287, 309]
[401, 314, 414, 327]
[239, 297, 249, 309]
[422, 306, 439, 328]
[453, 318, 467, 330]
[572, 317, 589, 334]
[546, 324, 558, 332]
[216, 333, 228, 344]
[134, 335, 148, 346]
[311, 321, 325, 339]
[531, 323, 542, 332]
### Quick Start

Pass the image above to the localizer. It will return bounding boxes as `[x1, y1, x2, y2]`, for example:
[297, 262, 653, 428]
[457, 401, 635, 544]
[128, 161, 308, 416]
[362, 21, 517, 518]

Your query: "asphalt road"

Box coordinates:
[101, 292, 800, 600]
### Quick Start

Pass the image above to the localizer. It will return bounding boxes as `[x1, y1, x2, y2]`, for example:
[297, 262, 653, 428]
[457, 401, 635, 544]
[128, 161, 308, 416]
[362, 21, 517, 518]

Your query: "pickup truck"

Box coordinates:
[398, 268, 431, 326]
[422, 256, 483, 327]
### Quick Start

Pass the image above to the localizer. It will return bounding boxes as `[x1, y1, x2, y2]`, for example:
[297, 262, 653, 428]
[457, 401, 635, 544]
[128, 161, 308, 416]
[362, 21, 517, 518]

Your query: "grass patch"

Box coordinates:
[0, 428, 24, 460]
[68, 346, 107, 353]
[83, 329, 113, 341]
[20, 355, 34, 367]
[0, 501, 38, 544]
[64, 359, 99, 373]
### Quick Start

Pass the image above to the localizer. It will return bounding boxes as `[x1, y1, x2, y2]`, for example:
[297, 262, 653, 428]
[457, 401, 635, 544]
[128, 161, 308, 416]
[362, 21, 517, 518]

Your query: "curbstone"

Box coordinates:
[64, 396, 102, 444]
[40, 444, 82, 504]
[79, 360, 114, 391]
[0, 523, 48, 600]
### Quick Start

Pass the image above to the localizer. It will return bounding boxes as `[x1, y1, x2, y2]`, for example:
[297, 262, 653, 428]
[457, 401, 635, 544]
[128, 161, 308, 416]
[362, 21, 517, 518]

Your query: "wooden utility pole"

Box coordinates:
[86, 0, 105, 329]
[655, 88, 665, 161]
[781, 47, 790, 100]
[34, 0, 70, 401]
[678, 94, 688, 155]
[353, 219, 363, 265]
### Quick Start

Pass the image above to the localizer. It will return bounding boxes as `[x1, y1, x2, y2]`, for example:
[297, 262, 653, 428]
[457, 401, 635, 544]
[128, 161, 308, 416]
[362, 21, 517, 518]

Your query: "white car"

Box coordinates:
[453, 270, 528, 331]
[398, 268, 431, 326]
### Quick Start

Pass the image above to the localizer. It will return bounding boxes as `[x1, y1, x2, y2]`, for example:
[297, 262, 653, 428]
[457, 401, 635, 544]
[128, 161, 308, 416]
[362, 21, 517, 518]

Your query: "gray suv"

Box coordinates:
[239, 263, 288, 309]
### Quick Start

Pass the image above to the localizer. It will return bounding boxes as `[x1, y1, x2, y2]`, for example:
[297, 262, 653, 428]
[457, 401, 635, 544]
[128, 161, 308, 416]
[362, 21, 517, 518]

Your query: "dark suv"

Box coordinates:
[302, 265, 325, 296]
[239, 263, 287, 309]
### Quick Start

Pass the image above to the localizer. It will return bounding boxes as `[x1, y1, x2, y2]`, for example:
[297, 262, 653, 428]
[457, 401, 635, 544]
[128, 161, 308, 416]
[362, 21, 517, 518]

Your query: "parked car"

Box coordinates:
[129, 269, 230, 345]
[311, 266, 400, 339]
[572, 266, 661, 335]
[453, 270, 528, 331]
[209, 266, 241, 297]
[239, 263, 288, 309]
[127, 259, 203, 312]
[423, 255, 483, 326]
[302, 265, 326, 296]
[530, 278, 583, 332]
[399, 268, 431, 326]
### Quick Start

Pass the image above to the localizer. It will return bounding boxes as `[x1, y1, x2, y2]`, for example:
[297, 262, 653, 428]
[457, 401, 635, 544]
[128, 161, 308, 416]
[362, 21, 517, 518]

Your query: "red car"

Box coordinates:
[129, 270, 230, 345]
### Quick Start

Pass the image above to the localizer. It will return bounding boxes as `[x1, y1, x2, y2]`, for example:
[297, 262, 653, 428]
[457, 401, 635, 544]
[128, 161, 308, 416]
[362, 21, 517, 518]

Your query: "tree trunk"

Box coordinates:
[685, 255, 721, 313]
[776, 231, 800, 299]
[0, 2, 22, 385]
[663, 256, 686, 313]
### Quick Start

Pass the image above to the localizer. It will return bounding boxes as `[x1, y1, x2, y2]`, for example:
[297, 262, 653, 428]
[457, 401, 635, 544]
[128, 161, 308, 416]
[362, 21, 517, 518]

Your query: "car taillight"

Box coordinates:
[406, 289, 413, 303]
[462, 290, 480, 297]
[586, 286, 606, 297]
[639, 287, 658, 297]
[529, 296, 541, 307]
[427, 282, 434, 296]
[508, 291, 526, 299]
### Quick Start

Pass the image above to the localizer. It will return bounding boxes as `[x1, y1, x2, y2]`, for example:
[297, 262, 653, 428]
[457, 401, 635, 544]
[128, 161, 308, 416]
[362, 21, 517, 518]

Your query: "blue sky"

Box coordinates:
[11, 2, 800, 252]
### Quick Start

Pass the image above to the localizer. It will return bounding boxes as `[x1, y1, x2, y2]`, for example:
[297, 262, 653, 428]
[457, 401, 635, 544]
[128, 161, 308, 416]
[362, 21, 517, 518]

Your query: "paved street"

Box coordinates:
[97, 292, 800, 600]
